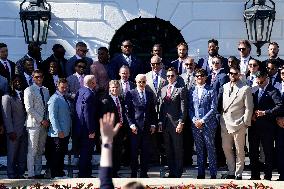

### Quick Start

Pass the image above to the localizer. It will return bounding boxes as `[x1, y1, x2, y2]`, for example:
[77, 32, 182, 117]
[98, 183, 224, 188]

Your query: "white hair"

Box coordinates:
[84, 75, 96, 87]
[135, 74, 146, 82]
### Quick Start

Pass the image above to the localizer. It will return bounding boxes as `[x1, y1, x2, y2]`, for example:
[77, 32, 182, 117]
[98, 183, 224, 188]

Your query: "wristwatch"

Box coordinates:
[103, 143, 113, 149]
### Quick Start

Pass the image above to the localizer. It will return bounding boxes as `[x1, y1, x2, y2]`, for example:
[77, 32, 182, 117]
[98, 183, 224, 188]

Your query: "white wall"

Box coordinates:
[0, 0, 283, 62]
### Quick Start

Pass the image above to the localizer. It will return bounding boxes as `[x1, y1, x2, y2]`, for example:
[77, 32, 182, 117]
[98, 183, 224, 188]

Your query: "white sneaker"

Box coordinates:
[71, 157, 79, 166]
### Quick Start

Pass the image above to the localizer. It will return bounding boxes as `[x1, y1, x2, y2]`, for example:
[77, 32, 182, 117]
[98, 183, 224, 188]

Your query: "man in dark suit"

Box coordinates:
[16, 42, 42, 75]
[21, 58, 35, 89]
[198, 39, 228, 75]
[42, 61, 61, 95]
[74, 75, 99, 178]
[159, 67, 187, 178]
[263, 42, 284, 68]
[171, 42, 188, 75]
[42, 44, 67, 77]
[101, 80, 126, 177]
[1, 75, 27, 179]
[249, 70, 283, 180]
[66, 42, 93, 77]
[109, 40, 143, 81]
[0, 43, 15, 84]
[267, 59, 281, 87]
[119, 65, 136, 99]
[125, 74, 158, 177]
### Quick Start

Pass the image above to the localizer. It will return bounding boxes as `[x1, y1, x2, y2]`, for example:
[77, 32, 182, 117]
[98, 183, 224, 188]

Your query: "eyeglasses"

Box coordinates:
[195, 74, 205, 78]
[249, 64, 259, 67]
[185, 63, 194, 66]
[238, 48, 247, 51]
[167, 75, 175, 78]
[137, 80, 146, 84]
[123, 45, 133, 48]
[229, 72, 238, 76]
[212, 61, 220, 65]
[151, 62, 161, 66]
[267, 67, 276, 70]
[33, 75, 43, 79]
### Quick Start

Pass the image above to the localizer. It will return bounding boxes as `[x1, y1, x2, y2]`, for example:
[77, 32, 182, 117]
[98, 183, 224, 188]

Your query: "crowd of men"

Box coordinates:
[0, 38, 284, 181]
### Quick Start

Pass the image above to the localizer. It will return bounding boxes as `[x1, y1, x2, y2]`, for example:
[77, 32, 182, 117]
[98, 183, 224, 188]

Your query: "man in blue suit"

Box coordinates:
[66, 42, 93, 77]
[109, 40, 143, 81]
[125, 74, 158, 178]
[47, 78, 72, 178]
[170, 42, 188, 75]
[74, 75, 99, 177]
[189, 68, 218, 179]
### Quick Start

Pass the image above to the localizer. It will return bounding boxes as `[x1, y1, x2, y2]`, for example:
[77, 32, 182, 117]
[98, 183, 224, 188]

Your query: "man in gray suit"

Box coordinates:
[1, 75, 27, 178]
[180, 57, 196, 90]
[24, 70, 50, 179]
[119, 65, 135, 99]
[220, 66, 253, 180]
[159, 67, 187, 177]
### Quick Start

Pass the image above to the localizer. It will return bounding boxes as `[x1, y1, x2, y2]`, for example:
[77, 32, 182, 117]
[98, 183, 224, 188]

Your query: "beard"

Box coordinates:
[209, 51, 218, 57]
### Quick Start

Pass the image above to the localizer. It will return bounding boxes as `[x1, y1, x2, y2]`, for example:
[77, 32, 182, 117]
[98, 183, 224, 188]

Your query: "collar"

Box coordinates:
[24, 72, 32, 78]
[168, 81, 177, 88]
[75, 72, 84, 78]
[121, 79, 128, 84]
[75, 54, 82, 59]
[272, 72, 278, 78]
[241, 56, 250, 62]
[123, 54, 131, 59]
[137, 88, 145, 94]
[0, 59, 8, 63]
[259, 83, 269, 92]
[178, 57, 185, 62]
[152, 69, 162, 76]
[56, 90, 65, 97]
[33, 83, 43, 90]
[213, 68, 222, 75]
[197, 84, 205, 89]
[110, 94, 119, 99]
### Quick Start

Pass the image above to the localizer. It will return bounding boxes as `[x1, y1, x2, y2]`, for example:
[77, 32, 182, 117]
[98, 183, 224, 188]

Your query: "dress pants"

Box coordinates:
[78, 135, 95, 178]
[192, 126, 217, 176]
[27, 127, 47, 177]
[130, 129, 151, 177]
[163, 126, 183, 178]
[6, 131, 28, 178]
[277, 126, 284, 180]
[112, 129, 125, 177]
[249, 122, 275, 180]
[221, 125, 246, 177]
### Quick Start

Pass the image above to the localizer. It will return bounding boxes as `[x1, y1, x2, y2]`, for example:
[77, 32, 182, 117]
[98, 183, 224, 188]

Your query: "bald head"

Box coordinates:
[150, 55, 162, 73]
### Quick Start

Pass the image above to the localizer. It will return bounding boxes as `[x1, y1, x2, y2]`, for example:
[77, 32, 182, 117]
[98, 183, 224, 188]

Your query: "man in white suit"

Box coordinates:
[24, 69, 50, 179]
[220, 66, 253, 180]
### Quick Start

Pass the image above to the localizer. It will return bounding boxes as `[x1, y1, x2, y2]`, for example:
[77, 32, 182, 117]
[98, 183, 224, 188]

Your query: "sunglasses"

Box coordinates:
[33, 75, 43, 79]
[238, 48, 247, 51]
[229, 72, 238, 76]
[249, 64, 258, 67]
[167, 75, 175, 78]
[212, 61, 220, 65]
[138, 80, 146, 84]
[123, 45, 133, 48]
[195, 74, 205, 78]
[151, 63, 161, 66]
[256, 80, 265, 85]
[267, 67, 276, 70]
[185, 63, 194, 66]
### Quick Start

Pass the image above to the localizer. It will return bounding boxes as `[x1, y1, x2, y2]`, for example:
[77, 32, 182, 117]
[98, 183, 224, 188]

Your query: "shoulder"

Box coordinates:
[67, 55, 76, 62]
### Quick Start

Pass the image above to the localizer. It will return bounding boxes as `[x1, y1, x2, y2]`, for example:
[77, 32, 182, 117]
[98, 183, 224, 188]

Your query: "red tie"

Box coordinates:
[116, 97, 123, 127]
[166, 85, 172, 99]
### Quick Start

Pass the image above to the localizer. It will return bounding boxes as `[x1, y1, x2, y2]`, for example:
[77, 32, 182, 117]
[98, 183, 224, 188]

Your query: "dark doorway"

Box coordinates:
[109, 18, 185, 64]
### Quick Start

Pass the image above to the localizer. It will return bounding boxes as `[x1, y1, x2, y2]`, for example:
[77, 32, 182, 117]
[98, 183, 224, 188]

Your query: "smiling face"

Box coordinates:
[121, 40, 133, 56]
[135, 75, 147, 91]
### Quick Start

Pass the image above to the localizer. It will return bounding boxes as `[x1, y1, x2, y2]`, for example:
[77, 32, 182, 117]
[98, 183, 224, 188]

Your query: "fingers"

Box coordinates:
[113, 123, 120, 135]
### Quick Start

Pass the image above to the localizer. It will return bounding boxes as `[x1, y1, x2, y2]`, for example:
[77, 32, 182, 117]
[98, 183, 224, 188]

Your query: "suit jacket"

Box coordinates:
[0, 59, 15, 83]
[24, 84, 50, 128]
[47, 92, 72, 137]
[145, 70, 167, 99]
[263, 57, 284, 68]
[74, 87, 98, 135]
[269, 72, 281, 87]
[42, 54, 67, 77]
[198, 55, 228, 75]
[207, 69, 229, 95]
[253, 84, 283, 123]
[119, 80, 135, 100]
[189, 85, 217, 129]
[0, 75, 8, 95]
[170, 59, 186, 75]
[109, 53, 143, 81]
[1, 93, 26, 136]
[66, 74, 81, 100]
[180, 72, 196, 90]
[160, 82, 187, 127]
[125, 88, 157, 130]
[220, 80, 253, 133]
[16, 54, 42, 75]
[42, 73, 57, 95]
[65, 55, 93, 77]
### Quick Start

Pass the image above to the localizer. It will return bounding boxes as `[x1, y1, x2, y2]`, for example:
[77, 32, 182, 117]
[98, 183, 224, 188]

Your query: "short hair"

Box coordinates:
[98, 46, 109, 53]
[76, 42, 87, 48]
[150, 55, 162, 63]
[269, 41, 279, 48]
[249, 58, 261, 66]
[119, 65, 130, 72]
[109, 80, 120, 87]
[123, 182, 145, 189]
[267, 58, 279, 67]
[228, 56, 240, 63]
[239, 40, 251, 49]
[83, 75, 96, 86]
[0, 43, 7, 49]
[255, 70, 268, 78]
[74, 58, 87, 67]
[208, 38, 218, 46]
[57, 78, 68, 85]
[153, 43, 162, 49]
[230, 65, 241, 72]
[23, 57, 34, 65]
[195, 68, 207, 76]
[28, 42, 40, 52]
[121, 40, 132, 46]
[176, 42, 188, 50]
[135, 74, 146, 82]
[32, 69, 44, 77]
[52, 44, 65, 51]
[212, 55, 222, 62]
[167, 67, 177, 75]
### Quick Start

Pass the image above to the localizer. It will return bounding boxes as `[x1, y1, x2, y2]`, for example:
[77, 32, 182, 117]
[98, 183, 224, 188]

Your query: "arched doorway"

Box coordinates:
[109, 18, 185, 64]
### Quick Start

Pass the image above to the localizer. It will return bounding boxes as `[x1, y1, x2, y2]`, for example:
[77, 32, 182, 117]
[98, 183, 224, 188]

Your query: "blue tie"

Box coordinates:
[178, 61, 183, 74]
[153, 74, 158, 91]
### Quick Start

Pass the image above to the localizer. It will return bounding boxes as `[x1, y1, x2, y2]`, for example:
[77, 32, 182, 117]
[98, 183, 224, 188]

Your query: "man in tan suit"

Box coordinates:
[220, 66, 253, 180]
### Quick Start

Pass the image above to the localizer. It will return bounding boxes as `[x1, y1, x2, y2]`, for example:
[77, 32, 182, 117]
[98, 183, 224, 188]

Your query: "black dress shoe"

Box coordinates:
[34, 174, 45, 179]
[211, 175, 217, 179]
[250, 177, 261, 180]
[197, 175, 205, 179]
[222, 174, 235, 179]
[131, 172, 137, 178]
[235, 176, 242, 180]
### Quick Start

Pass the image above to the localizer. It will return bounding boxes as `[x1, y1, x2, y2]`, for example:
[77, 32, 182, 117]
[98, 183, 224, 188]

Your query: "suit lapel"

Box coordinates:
[224, 85, 240, 111]
[199, 87, 207, 106]
[171, 86, 178, 99]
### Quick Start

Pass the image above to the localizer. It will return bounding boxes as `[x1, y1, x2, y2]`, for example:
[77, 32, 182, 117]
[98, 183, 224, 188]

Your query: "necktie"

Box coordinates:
[258, 89, 263, 102]
[167, 85, 172, 99]
[186, 74, 191, 88]
[19, 91, 27, 116]
[140, 92, 145, 105]
[229, 86, 234, 97]
[211, 72, 216, 84]
[178, 61, 183, 75]
[124, 81, 129, 94]
[79, 75, 84, 87]
[153, 73, 158, 91]
[39, 88, 46, 106]
[29, 76, 33, 86]
[3, 61, 8, 71]
[126, 56, 132, 67]
[269, 76, 274, 85]
[116, 97, 123, 126]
